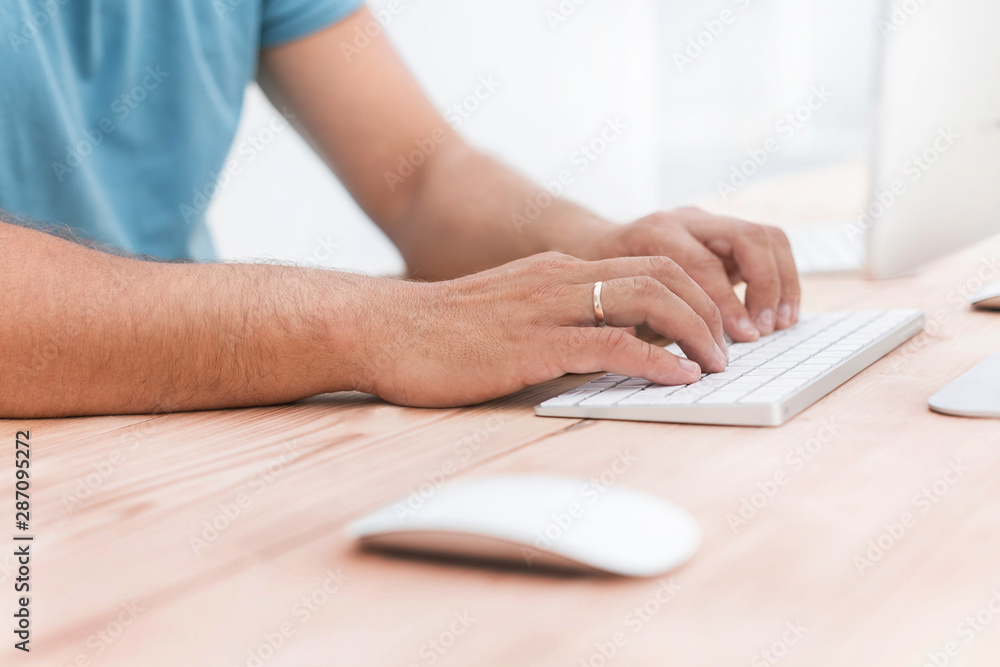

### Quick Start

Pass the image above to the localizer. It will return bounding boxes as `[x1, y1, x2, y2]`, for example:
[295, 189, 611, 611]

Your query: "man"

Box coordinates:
[0, 1, 799, 418]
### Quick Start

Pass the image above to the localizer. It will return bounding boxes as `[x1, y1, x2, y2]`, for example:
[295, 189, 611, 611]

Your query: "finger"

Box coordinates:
[557, 255, 726, 353]
[589, 276, 727, 373]
[765, 227, 801, 329]
[551, 326, 703, 385]
[689, 219, 782, 335]
[675, 243, 761, 342]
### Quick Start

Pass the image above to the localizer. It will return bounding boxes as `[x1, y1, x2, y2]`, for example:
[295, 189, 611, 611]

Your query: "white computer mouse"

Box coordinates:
[970, 281, 1000, 310]
[348, 475, 700, 577]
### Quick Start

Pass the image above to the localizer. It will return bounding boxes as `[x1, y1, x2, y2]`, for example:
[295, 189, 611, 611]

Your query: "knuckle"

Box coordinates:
[705, 301, 724, 327]
[646, 255, 681, 278]
[530, 251, 575, 274]
[753, 271, 781, 289]
[627, 275, 660, 298]
[689, 252, 725, 275]
[643, 210, 672, 225]
[677, 205, 705, 217]
[743, 222, 771, 245]
[561, 327, 591, 352]
[766, 225, 791, 247]
[600, 326, 632, 351]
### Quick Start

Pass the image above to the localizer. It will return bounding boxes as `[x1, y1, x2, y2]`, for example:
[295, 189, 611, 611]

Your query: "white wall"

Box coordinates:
[207, 0, 661, 275]
[656, 0, 882, 204]
[207, 0, 882, 273]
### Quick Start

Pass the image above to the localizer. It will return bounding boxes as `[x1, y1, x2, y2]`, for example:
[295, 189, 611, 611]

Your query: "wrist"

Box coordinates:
[312, 271, 388, 395]
[539, 213, 619, 261]
[328, 273, 422, 397]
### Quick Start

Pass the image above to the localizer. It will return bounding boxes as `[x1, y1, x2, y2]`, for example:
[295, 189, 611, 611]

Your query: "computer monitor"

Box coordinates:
[865, 0, 1000, 278]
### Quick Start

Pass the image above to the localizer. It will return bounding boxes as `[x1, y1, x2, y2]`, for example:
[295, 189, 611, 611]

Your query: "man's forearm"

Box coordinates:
[392, 143, 617, 280]
[0, 222, 376, 418]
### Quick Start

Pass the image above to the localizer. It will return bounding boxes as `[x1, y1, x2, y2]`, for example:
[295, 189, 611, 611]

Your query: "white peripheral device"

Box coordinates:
[970, 281, 1000, 311]
[348, 475, 700, 577]
[785, 221, 865, 275]
[536, 309, 924, 427]
[790, 0, 1000, 278]
[928, 352, 1000, 418]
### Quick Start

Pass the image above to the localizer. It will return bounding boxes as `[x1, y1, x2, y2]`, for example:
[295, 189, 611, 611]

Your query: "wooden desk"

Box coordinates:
[4, 165, 1000, 667]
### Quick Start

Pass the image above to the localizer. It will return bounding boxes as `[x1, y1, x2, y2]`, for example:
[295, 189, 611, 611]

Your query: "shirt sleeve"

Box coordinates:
[260, 0, 366, 48]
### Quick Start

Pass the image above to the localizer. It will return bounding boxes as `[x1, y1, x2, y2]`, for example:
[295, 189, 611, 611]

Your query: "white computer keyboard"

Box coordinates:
[535, 309, 924, 427]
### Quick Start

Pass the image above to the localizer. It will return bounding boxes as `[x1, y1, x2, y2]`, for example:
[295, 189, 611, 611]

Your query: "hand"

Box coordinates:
[596, 207, 801, 341]
[356, 252, 728, 407]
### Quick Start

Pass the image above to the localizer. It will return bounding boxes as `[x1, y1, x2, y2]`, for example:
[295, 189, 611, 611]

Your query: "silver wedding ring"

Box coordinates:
[593, 281, 607, 327]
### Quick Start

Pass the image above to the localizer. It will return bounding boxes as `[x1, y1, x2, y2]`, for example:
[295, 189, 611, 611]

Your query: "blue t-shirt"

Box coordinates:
[0, 0, 362, 260]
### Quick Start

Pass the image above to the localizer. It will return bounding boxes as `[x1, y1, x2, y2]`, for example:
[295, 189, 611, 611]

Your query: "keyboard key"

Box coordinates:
[638, 386, 683, 398]
[702, 370, 747, 382]
[618, 378, 653, 387]
[763, 377, 809, 388]
[540, 389, 603, 407]
[810, 355, 845, 365]
[739, 391, 789, 404]
[796, 363, 832, 372]
[697, 375, 733, 385]
[577, 387, 643, 407]
[781, 370, 822, 379]
[746, 368, 787, 377]
[582, 379, 619, 387]
[761, 360, 800, 370]
[728, 377, 769, 387]
[698, 391, 750, 404]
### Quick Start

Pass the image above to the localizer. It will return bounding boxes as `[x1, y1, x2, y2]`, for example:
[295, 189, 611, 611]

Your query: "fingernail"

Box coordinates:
[792, 303, 800, 323]
[756, 309, 775, 334]
[777, 302, 793, 327]
[738, 317, 760, 339]
[714, 342, 728, 368]
[679, 358, 701, 377]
